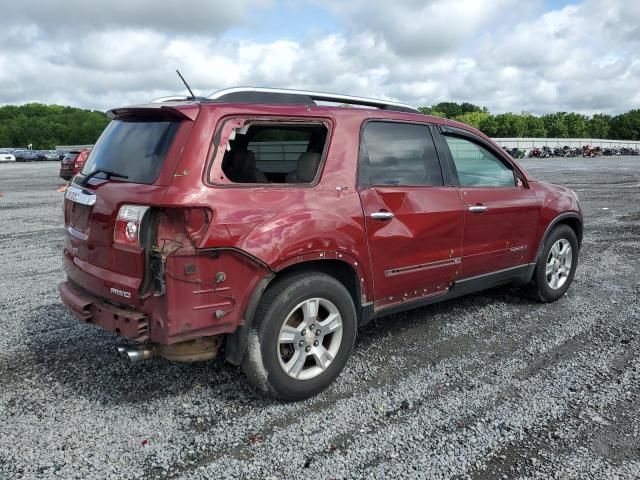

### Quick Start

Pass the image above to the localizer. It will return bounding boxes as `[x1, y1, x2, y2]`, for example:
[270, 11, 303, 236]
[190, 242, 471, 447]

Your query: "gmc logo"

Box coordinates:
[110, 287, 132, 299]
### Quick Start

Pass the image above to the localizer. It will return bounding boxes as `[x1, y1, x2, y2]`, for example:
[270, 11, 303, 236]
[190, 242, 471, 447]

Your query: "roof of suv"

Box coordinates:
[108, 86, 491, 142]
[151, 87, 420, 113]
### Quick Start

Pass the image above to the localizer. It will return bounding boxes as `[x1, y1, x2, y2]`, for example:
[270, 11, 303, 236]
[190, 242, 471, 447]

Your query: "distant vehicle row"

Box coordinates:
[0, 146, 93, 180]
[503, 145, 640, 159]
[15, 149, 62, 162]
[0, 148, 66, 162]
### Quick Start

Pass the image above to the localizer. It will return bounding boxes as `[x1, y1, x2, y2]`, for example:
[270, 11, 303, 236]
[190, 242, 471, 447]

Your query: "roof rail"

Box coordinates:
[206, 87, 420, 113]
[150, 95, 206, 103]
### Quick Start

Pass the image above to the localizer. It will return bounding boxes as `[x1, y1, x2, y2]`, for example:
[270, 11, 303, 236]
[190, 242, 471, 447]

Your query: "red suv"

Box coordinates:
[59, 88, 582, 400]
[60, 149, 90, 180]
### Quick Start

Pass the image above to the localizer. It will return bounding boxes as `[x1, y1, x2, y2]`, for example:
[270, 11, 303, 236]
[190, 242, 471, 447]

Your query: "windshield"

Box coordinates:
[81, 119, 180, 184]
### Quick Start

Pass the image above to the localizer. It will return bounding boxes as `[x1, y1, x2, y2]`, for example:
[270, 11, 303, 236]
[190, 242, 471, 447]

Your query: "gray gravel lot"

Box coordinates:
[0, 158, 639, 479]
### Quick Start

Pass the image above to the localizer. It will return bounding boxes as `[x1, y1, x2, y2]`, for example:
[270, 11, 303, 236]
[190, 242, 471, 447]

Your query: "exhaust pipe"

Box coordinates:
[117, 345, 155, 363]
[116, 336, 223, 363]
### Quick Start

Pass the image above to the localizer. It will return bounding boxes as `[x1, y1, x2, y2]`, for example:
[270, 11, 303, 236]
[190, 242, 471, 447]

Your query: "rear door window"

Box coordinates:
[359, 121, 444, 186]
[81, 119, 180, 184]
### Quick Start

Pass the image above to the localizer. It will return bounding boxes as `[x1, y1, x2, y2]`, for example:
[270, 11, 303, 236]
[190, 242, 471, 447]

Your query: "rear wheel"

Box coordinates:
[526, 224, 579, 302]
[241, 272, 357, 401]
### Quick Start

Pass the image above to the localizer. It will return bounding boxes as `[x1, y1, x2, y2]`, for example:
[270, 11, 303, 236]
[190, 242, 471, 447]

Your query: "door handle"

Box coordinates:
[468, 205, 488, 213]
[370, 211, 394, 220]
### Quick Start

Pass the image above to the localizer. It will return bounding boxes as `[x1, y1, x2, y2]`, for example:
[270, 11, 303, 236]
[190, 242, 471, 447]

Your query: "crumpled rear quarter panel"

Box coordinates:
[161, 249, 269, 343]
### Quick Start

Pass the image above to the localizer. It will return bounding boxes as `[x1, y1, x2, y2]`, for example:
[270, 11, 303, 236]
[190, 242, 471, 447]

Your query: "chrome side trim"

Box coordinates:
[385, 257, 461, 277]
[373, 263, 534, 319]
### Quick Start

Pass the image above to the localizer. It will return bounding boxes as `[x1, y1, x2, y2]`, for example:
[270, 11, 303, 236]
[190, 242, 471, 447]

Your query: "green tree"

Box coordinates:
[0, 103, 109, 149]
[478, 115, 499, 137]
[416, 103, 640, 140]
[454, 111, 490, 130]
[541, 113, 569, 138]
[516, 113, 547, 137]
[588, 114, 611, 139]
[421, 102, 486, 119]
[493, 113, 527, 137]
[564, 113, 589, 138]
[609, 110, 640, 140]
[418, 107, 447, 118]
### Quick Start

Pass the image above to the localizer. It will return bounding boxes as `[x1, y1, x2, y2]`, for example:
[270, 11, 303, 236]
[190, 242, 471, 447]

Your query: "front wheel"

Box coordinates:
[241, 272, 357, 401]
[526, 224, 579, 302]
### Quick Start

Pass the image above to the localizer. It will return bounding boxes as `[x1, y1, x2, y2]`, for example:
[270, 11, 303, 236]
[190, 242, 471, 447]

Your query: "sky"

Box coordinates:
[0, 0, 638, 115]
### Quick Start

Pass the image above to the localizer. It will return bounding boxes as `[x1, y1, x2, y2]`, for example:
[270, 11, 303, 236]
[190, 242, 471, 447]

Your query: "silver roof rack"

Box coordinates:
[206, 87, 420, 113]
[150, 95, 208, 103]
[151, 95, 190, 103]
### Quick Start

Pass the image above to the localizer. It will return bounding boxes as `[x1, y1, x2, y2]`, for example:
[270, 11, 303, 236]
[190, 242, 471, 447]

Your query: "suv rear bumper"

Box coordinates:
[59, 281, 150, 341]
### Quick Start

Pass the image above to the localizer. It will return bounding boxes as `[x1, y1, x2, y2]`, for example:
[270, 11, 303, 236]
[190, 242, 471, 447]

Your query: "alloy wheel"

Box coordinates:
[277, 298, 343, 380]
[546, 239, 573, 290]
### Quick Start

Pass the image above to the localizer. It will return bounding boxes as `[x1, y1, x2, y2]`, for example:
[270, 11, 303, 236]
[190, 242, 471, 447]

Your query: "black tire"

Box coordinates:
[241, 272, 357, 401]
[526, 224, 579, 302]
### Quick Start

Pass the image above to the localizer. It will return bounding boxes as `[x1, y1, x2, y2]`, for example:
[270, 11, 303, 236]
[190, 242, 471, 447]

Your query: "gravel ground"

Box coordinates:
[0, 158, 639, 480]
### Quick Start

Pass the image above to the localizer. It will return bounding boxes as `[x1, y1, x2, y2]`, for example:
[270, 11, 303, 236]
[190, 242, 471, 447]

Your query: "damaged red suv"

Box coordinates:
[59, 87, 582, 400]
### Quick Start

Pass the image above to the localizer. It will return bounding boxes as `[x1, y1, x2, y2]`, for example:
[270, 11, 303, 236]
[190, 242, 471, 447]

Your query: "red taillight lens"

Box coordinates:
[114, 205, 150, 245]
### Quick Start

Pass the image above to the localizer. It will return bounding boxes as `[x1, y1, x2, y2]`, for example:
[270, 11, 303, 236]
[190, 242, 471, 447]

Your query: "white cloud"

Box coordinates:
[322, 0, 530, 57]
[2, 0, 273, 35]
[0, 0, 638, 114]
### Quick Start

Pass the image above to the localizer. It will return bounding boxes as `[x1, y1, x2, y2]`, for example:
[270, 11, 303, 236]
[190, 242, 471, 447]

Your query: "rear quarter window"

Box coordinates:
[81, 119, 180, 184]
[444, 135, 516, 188]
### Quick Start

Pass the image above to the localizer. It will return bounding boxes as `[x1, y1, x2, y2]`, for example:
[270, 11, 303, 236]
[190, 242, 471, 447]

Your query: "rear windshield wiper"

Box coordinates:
[80, 168, 129, 186]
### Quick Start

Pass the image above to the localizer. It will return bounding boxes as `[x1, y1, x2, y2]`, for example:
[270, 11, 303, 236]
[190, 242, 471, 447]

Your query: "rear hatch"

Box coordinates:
[63, 105, 197, 305]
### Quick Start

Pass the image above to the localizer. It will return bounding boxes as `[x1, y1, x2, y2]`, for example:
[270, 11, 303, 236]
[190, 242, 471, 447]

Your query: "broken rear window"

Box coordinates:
[218, 122, 328, 184]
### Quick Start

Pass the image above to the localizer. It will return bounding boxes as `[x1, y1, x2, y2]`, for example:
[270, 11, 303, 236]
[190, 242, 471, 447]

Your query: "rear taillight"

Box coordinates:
[114, 205, 150, 245]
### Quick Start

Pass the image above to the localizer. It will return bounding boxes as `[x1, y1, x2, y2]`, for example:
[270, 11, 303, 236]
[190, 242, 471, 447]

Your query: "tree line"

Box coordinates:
[0, 103, 109, 149]
[419, 103, 640, 140]
[1, 102, 639, 149]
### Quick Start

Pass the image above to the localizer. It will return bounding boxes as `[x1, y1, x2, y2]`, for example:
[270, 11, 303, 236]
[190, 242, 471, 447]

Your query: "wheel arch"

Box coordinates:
[535, 212, 583, 262]
[224, 257, 369, 365]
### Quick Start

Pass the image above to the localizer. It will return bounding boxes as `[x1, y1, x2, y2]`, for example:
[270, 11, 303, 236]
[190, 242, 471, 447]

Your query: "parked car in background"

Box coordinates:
[13, 149, 27, 161]
[0, 149, 16, 162]
[59, 149, 90, 180]
[59, 87, 583, 400]
[45, 150, 59, 161]
[19, 150, 38, 162]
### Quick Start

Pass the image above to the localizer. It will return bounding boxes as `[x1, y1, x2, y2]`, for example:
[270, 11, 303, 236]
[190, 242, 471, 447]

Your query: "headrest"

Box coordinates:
[234, 150, 256, 171]
[296, 152, 321, 182]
